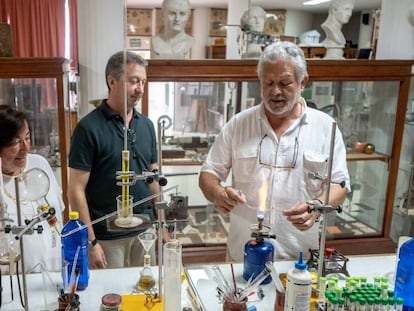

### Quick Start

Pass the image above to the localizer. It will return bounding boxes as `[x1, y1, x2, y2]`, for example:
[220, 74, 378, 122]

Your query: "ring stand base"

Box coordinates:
[115, 216, 143, 228]
[107, 214, 152, 232]
[307, 248, 350, 277]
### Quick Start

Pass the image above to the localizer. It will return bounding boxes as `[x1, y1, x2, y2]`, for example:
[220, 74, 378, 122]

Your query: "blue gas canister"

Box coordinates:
[243, 238, 274, 284]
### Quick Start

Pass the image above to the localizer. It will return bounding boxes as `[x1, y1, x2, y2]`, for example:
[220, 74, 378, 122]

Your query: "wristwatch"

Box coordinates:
[89, 238, 98, 248]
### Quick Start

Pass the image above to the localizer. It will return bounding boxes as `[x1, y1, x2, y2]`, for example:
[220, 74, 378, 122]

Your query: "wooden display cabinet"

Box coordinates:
[0, 57, 72, 209]
[142, 59, 413, 262]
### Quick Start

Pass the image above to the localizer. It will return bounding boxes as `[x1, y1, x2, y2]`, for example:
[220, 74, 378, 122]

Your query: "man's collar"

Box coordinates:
[99, 100, 139, 120]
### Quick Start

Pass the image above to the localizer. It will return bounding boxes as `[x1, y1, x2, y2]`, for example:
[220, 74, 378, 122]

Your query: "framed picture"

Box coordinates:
[209, 8, 227, 37]
[127, 8, 152, 36]
[127, 36, 151, 50]
[264, 9, 286, 37]
[155, 8, 194, 35]
[0, 23, 13, 57]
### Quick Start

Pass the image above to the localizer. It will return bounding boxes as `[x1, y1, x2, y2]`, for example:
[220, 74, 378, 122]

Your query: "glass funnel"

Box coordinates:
[138, 231, 157, 255]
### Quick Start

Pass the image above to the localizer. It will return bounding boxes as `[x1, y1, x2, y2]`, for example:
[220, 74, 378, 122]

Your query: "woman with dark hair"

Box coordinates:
[0, 105, 64, 272]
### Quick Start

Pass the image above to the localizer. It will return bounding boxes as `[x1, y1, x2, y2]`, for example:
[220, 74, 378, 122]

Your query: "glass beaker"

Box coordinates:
[163, 239, 182, 311]
[116, 195, 133, 226]
[222, 295, 247, 311]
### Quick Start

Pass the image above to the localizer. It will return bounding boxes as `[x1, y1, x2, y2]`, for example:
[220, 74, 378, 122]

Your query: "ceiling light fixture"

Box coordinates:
[303, 0, 331, 5]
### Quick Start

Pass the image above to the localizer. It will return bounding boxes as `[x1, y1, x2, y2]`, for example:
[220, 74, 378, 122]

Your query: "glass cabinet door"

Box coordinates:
[144, 59, 413, 256]
[148, 81, 230, 248]
[0, 58, 71, 208]
[0, 78, 62, 168]
[303, 80, 399, 240]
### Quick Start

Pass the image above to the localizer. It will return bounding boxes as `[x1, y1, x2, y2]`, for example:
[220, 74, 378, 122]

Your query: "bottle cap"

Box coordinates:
[396, 297, 404, 305]
[294, 250, 307, 270]
[358, 297, 366, 305]
[367, 297, 375, 305]
[349, 295, 357, 303]
[101, 293, 121, 307]
[69, 211, 79, 219]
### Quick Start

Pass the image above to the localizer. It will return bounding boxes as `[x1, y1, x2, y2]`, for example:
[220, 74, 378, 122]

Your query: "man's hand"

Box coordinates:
[89, 243, 107, 269]
[282, 201, 318, 231]
[213, 186, 246, 216]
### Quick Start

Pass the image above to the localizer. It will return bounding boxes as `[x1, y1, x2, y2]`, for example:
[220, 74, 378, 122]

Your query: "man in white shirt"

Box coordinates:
[199, 41, 350, 261]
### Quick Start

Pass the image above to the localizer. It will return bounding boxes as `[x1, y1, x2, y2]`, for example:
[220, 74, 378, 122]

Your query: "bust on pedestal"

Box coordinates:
[151, 0, 194, 59]
[321, 0, 354, 59]
[240, 6, 267, 59]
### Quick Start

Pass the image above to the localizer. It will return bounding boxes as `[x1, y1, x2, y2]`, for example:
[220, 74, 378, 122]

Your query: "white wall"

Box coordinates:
[191, 7, 210, 59]
[376, 0, 414, 59]
[77, 0, 125, 118]
[284, 10, 314, 37]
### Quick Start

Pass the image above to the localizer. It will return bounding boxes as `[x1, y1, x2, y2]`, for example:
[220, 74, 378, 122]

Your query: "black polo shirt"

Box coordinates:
[69, 100, 157, 240]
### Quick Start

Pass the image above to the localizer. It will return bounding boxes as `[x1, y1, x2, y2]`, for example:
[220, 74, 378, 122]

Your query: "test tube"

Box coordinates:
[366, 297, 375, 311]
[265, 261, 285, 294]
[335, 287, 343, 299]
[373, 276, 381, 288]
[387, 297, 395, 311]
[329, 296, 338, 311]
[380, 283, 388, 298]
[121, 150, 130, 217]
[211, 265, 233, 296]
[380, 297, 388, 311]
[337, 297, 345, 311]
[238, 263, 272, 301]
[348, 295, 357, 311]
[358, 297, 366, 311]
[395, 297, 404, 311]
[360, 276, 367, 287]
[318, 276, 327, 301]
[328, 279, 337, 291]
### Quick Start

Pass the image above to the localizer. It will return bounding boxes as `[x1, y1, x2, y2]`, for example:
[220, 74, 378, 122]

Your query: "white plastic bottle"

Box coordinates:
[284, 250, 312, 311]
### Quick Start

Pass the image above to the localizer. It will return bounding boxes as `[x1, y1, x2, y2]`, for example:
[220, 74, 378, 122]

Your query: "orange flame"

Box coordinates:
[257, 173, 268, 218]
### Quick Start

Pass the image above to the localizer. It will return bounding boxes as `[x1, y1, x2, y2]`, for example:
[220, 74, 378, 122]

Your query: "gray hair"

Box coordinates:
[105, 51, 147, 89]
[257, 41, 307, 83]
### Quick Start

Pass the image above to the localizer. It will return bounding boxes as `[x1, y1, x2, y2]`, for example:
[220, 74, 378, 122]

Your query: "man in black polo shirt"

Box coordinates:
[68, 51, 160, 269]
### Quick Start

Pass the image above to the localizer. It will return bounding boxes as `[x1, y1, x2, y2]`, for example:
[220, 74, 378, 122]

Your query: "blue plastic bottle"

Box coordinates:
[394, 237, 414, 311]
[61, 211, 89, 290]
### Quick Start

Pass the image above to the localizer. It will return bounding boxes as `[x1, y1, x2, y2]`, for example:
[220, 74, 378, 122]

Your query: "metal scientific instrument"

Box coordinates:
[306, 122, 345, 279]
[305, 122, 346, 311]
[0, 168, 59, 310]
[61, 114, 196, 309]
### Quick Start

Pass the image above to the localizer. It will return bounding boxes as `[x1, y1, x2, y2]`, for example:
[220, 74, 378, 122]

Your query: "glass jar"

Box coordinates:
[100, 293, 121, 311]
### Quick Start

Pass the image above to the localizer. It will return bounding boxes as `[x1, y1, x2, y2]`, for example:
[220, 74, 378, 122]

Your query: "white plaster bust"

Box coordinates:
[321, 0, 354, 48]
[151, 0, 195, 59]
[240, 5, 267, 33]
[240, 6, 267, 59]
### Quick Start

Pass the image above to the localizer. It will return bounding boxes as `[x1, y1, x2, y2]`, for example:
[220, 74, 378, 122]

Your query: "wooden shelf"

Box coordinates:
[346, 150, 389, 162]
[206, 45, 226, 59]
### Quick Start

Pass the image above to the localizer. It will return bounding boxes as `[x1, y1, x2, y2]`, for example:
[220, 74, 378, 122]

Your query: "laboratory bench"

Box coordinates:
[0, 254, 396, 310]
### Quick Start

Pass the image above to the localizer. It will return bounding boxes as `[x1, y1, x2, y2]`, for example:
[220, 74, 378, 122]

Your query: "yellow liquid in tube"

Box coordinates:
[121, 150, 130, 217]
